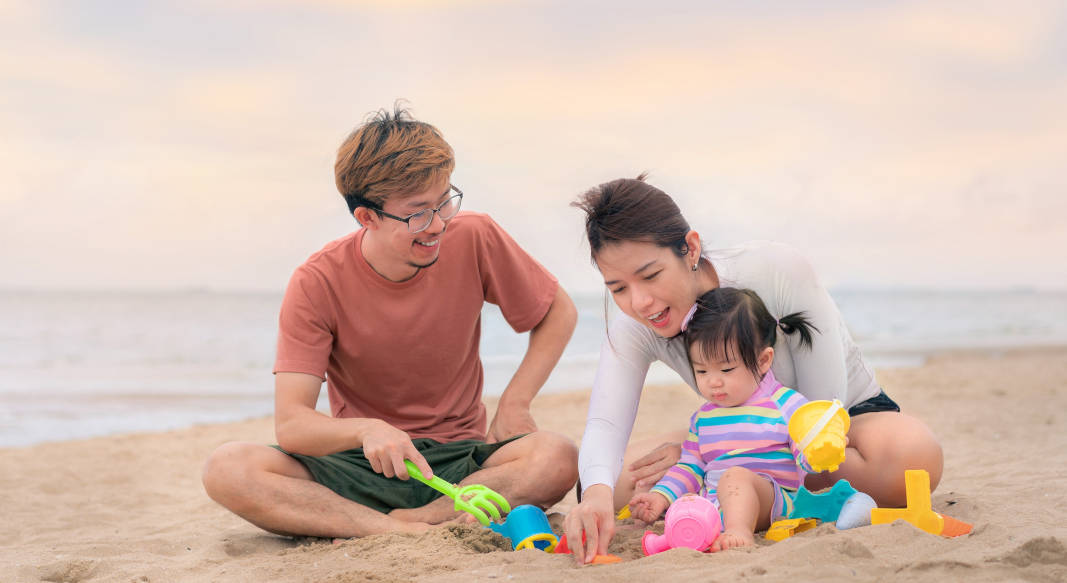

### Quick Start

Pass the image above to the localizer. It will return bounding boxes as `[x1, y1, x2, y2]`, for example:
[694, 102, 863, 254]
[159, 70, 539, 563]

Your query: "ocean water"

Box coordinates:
[2, 288, 1066, 447]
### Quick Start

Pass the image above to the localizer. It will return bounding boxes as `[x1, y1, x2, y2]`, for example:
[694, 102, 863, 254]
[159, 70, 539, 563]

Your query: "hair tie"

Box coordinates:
[680, 303, 699, 332]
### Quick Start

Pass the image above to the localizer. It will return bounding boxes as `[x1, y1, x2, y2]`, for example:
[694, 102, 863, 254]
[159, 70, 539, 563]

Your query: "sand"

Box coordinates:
[4, 347, 1067, 582]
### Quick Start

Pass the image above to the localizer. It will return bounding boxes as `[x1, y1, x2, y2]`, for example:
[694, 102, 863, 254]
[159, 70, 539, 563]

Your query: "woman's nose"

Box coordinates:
[630, 286, 653, 313]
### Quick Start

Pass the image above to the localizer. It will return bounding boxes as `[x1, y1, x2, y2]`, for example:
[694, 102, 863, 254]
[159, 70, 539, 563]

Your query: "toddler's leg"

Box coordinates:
[712, 467, 775, 551]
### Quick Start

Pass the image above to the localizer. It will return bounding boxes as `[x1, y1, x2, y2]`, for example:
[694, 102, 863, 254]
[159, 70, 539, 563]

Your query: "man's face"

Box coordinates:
[361, 177, 454, 281]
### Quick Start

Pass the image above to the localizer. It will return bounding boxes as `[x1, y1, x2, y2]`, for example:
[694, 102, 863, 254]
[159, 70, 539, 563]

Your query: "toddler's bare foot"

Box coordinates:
[711, 528, 754, 551]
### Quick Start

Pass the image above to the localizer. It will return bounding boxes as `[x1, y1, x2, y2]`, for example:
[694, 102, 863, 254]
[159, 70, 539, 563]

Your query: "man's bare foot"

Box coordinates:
[330, 520, 433, 544]
[711, 528, 754, 551]
[389, 504, 459, 525]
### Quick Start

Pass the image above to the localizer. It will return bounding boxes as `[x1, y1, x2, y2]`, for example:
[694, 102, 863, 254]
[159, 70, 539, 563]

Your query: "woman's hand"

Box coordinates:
[628, 441, 682, 491]
[562, 484, 615, 565]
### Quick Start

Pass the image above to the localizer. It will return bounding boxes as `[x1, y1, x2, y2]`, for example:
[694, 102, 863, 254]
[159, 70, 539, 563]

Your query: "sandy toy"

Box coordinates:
[787, 399, 850, 473]
[402, 460, 511, 526]
[487, 504, 558, 551]
[641, 495, 722, 555]
[788, 479, 874, 529]
[765, 517, 818, 542]
[870, 469, 973, 537]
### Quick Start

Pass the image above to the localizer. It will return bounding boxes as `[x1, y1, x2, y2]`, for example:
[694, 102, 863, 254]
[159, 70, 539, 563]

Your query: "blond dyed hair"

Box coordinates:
[336, 104, 455, 212]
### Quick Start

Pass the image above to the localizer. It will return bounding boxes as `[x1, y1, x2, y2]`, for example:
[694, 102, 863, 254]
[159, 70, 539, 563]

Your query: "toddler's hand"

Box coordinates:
[628, 492, 669, 524]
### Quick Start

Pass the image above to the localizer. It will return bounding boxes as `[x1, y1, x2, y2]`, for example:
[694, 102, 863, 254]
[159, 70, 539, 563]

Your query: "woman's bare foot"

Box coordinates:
[711, 528, 754, 551]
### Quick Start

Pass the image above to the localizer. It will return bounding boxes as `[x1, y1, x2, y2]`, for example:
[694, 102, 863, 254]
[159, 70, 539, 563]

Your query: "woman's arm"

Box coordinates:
[577, 315, 654, 492]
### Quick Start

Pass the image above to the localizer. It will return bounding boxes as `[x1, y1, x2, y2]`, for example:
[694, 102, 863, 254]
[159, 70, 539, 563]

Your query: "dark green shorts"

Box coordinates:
[275, 436, 520, 514]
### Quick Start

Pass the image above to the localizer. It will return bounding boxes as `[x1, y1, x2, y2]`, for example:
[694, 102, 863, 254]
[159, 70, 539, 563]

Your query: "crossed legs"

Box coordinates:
[201, 431, 578, 538]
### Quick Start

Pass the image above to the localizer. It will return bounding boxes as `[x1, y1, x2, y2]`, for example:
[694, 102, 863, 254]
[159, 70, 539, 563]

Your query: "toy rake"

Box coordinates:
[403, 460, 511, 526]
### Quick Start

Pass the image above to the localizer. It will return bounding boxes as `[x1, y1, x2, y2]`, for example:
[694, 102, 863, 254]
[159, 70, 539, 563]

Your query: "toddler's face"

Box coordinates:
[688, 343, 761, 407]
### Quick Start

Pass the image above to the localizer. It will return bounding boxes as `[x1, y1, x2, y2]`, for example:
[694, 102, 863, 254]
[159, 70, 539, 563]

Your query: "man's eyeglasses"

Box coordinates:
[366, 185, 464, 234]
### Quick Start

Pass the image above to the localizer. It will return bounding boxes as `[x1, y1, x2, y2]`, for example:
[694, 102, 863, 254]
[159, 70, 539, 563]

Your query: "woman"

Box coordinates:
[563, 175, 942, 563]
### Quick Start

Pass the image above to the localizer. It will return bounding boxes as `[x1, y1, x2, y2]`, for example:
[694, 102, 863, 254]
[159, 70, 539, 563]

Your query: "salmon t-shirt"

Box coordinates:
[273, 211, 558, 443]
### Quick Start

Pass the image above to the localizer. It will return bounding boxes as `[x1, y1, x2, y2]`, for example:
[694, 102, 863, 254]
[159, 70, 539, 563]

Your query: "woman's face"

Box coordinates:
[595, 238, 706, 338]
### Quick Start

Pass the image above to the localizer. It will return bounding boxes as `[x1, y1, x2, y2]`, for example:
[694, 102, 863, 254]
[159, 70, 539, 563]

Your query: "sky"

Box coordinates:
[2, 0, 1065, 295]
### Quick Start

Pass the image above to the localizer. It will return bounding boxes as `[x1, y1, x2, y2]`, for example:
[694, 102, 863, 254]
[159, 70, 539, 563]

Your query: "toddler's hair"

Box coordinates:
[684, 287, 819, 380]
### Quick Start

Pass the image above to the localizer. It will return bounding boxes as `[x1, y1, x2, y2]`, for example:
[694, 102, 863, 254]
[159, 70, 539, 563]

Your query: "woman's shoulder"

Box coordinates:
[710, 240, 818, 287]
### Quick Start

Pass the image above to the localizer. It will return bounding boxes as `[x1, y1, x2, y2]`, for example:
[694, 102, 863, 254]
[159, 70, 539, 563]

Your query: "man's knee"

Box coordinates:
[202, 441, 270, 504]
[523, 431, 579, 494]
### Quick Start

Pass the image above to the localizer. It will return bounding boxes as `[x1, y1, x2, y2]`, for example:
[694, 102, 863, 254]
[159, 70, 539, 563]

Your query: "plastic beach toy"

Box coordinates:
[402, 460, 511, 526]
[787, 399, 850, 472]
[642, 495, 722, 555]
[789, 479, 858, 523]
[487, 504, 558, 551]
[554, 533, 623, 564]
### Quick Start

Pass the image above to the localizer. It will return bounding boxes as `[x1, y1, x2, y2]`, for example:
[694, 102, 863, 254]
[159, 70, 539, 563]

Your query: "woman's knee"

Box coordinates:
[849, 412, 944, 504]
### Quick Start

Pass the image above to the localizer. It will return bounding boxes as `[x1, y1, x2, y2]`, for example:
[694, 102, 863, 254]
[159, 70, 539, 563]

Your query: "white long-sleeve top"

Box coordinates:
[577, 240, 880, 492]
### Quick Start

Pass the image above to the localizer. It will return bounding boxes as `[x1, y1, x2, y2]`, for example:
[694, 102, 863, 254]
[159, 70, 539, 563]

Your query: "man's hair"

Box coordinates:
[335, 103, 455, 213]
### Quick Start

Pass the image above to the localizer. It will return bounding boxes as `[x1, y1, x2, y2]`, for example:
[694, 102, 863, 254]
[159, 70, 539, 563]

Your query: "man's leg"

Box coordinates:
[804, 411, 943, 507]
[202, 441, 431, 538]
[389, 431, 578, 524]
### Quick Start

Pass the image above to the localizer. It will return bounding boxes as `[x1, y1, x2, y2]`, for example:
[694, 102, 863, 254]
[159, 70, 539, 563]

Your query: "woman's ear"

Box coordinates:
[684, 230, 702, 265]
[758, 346, 775, 375]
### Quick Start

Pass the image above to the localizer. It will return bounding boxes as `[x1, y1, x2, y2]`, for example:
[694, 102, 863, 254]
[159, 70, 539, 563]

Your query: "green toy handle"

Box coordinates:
[403, 460, 458, 497]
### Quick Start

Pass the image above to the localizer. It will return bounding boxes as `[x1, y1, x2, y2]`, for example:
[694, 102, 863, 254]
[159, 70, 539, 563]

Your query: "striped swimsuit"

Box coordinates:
[651, 370, 813, 521]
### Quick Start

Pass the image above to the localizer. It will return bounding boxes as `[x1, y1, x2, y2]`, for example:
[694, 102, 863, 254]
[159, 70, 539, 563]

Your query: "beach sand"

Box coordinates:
[4, 347, 1067, 582]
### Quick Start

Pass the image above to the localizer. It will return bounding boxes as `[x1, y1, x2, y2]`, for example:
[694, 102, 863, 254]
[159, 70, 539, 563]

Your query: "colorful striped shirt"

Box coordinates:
[651, 370, 813, 505]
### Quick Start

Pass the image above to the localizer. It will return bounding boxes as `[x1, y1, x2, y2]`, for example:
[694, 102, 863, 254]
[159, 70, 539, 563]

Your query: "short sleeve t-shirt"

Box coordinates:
[274, 211, 558, 443]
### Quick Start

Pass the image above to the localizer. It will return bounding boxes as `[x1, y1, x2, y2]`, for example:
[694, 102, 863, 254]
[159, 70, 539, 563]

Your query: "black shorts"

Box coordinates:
[274, 436, 521, 514]
[847, 389, 901, 416]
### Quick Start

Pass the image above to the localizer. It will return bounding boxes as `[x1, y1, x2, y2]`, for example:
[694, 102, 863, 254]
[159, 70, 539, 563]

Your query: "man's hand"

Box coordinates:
[486, 399, 538, 443]
[360, 419, 433, 480]
[629, 441, 683, 491]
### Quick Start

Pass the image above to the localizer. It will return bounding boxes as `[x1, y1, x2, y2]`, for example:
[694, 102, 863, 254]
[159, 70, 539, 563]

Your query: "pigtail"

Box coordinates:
[777, 312, 819, 349]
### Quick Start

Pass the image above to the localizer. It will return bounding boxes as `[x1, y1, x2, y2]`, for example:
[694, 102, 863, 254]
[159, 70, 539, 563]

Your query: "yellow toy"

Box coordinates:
[870, 469, 973, 538]
[765, 517, 817, 542]
[787, 399, 850, 472]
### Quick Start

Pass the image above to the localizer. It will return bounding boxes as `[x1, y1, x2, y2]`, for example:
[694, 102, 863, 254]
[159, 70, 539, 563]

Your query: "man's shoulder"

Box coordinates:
[290, 231, 361, 283]
[444, 210, 503, 241]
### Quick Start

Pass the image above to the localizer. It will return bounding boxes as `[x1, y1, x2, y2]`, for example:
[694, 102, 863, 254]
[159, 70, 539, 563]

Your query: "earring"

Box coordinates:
[692, 263, 699, 272]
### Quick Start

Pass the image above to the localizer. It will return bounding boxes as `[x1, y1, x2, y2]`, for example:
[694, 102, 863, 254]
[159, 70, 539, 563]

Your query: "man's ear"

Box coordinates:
[353, 207, 378, 229]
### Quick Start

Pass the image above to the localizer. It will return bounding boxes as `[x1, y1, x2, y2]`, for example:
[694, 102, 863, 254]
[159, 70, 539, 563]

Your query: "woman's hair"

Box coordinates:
[684, 287, 819, 380]
[571, 173, 693, 263]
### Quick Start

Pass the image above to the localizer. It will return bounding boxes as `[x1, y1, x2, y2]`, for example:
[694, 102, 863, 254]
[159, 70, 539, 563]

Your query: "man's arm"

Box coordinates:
[486, 285, 578, 442]
[274, 372, 432, 479]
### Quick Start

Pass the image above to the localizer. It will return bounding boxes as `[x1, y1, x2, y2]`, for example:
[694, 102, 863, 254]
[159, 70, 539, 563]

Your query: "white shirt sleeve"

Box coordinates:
[576, 315, 653, 492]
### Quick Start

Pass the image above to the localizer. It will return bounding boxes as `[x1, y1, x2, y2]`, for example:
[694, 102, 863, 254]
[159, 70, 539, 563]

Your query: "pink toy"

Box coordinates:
[641, 495, 722, 555]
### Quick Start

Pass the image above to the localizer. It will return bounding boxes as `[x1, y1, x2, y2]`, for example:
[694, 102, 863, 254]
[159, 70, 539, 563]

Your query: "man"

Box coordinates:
[202, 106, 578, 537]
